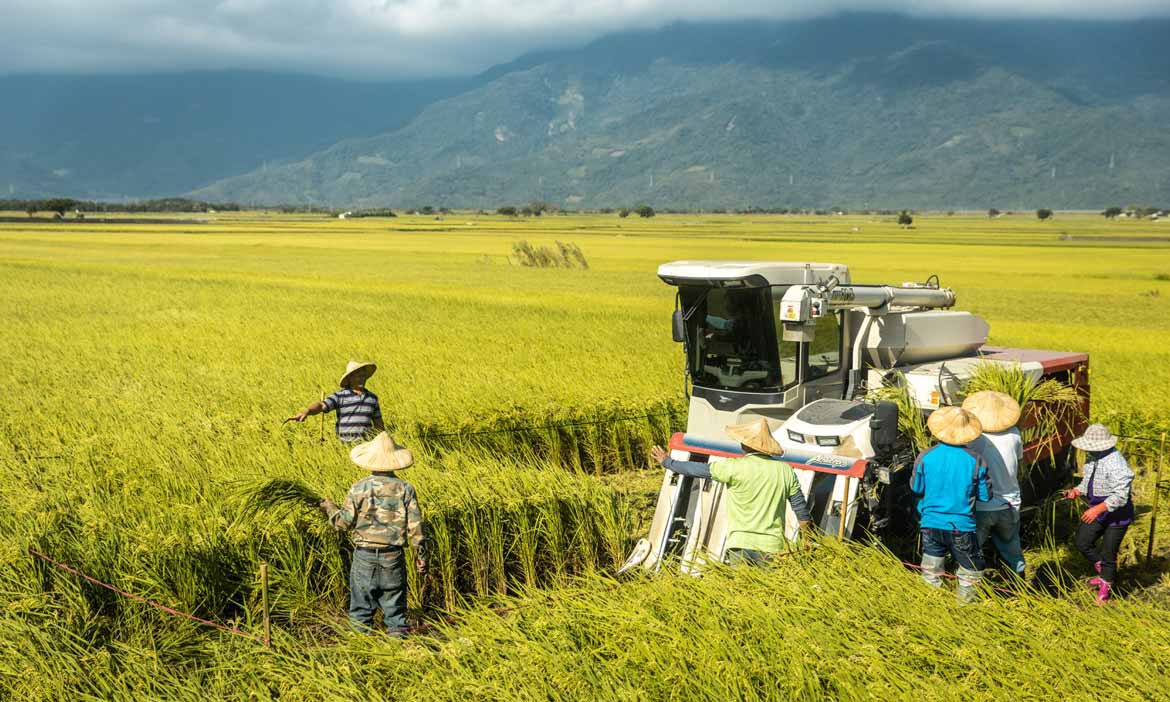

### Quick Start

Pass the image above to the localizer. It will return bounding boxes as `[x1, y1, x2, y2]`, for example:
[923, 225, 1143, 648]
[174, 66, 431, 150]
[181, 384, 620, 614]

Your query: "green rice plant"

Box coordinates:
[424, 513, 458, 611]
[403, 399, 684, 474]
[3, 211, 1170, 698]
[459, 505, 492, 597]
[509, 505, 540, 588]
[7, 540, 1170, 701]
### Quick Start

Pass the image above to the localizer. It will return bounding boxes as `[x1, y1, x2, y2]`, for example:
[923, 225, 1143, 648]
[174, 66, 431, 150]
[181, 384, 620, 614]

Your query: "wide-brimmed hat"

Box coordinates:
[961, 391, 1021, 433]
[927, 406, 982, 445]
[1072, 423, 1118, 452]
[339, 360, 377, 388]
[725, 418, 783, 455]
[350, 432, 414, 471]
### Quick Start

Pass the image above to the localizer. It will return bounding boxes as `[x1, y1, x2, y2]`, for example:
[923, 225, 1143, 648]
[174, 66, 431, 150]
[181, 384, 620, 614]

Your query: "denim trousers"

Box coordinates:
[725, 548, 770, 565]
[920, 527, 986, 603]
[349, 547, 408, 635]
[975, 507, 1026, 575]
[1075, 521, 1129, 583]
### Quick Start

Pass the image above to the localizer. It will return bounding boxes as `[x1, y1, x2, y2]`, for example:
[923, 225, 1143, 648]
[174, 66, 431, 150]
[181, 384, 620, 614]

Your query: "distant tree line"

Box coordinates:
[1102, 204, 1166, 219]
[3, 197, 247, 216]
[342, 208, 397, 218]
[13, 196, 1161, 220]
[495, 201, 556, 217]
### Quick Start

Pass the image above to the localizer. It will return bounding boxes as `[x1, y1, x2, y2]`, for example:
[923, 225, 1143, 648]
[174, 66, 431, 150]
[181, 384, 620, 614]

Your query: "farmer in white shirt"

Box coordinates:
[962, 391, 1026, 576]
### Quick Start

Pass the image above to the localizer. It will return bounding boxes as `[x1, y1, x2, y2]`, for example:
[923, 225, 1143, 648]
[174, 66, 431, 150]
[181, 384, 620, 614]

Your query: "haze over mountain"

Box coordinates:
[5, 13, 1169, 209]
[192, 15, 1170, 210]
[0, 72, 470, 200]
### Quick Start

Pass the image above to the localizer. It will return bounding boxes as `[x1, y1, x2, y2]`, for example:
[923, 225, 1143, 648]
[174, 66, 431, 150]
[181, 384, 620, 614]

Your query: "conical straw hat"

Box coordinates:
[961, 391, 1021, 433]
[725, 418, 783, 456]
[927, 406, 982, 445]
[339, 360, 377, 388]
[350, 432, 414, 471]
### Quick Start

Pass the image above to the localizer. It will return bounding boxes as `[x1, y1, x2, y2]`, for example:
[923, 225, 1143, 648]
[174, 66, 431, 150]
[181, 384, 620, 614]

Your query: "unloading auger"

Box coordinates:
[622, 261, 1089, 574]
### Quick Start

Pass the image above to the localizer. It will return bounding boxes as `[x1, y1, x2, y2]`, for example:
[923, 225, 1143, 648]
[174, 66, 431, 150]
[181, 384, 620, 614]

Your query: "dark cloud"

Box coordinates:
[5, 1, 1170, 78]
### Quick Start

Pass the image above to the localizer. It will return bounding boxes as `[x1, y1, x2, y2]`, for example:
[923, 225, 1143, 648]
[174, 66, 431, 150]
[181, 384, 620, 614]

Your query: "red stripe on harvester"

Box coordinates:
[667, 432, 867, 478]
[27, 547, 263, 643]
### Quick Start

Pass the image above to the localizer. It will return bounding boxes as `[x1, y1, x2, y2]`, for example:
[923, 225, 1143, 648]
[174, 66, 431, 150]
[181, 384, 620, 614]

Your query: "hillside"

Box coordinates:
[0, 71, 470, 200]
[194, 15, 1170, 210]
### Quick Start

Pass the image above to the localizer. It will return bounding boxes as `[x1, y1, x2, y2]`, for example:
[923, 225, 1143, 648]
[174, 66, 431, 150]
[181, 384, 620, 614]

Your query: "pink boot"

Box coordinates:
[1095, 580, 1112, 605]
[1087, 561, 1104, 589]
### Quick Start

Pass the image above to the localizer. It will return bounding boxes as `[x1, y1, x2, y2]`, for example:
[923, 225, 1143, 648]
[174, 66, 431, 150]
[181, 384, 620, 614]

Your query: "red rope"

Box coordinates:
[27, 547, 263, 643]
[899, 559, 1024, 596]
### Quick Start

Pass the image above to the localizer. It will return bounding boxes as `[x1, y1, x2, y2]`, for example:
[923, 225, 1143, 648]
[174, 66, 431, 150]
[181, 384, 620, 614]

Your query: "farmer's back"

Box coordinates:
[712, 454, 800, 553]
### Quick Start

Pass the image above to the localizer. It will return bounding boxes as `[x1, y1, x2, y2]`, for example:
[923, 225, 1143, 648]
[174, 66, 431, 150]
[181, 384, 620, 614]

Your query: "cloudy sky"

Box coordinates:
[4, 0, 1170, 79]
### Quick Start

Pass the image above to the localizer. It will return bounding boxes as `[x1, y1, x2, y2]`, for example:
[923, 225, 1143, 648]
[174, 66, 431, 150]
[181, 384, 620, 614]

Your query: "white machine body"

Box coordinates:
[622, 260, 1088, 575]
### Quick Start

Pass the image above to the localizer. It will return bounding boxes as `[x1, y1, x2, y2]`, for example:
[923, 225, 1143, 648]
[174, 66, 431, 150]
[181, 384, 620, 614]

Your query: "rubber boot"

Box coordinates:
[920, 554, 946, 588]
[956, 566, 983, 604]
[1095, 580, 1112, 605]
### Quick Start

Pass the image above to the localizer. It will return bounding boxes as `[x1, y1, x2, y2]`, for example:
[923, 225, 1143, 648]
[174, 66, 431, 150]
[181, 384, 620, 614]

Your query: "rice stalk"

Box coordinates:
[868, 372, 931, 451]
[230, 479, 322, 520]
[962, 362, 1083, 462]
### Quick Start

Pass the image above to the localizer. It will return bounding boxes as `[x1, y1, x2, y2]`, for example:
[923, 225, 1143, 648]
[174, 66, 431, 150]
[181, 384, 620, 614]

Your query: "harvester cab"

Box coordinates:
[621, 261, 1088, 574]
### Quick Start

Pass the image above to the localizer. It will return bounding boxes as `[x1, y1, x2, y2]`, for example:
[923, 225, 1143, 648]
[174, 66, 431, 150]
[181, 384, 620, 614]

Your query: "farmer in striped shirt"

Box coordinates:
[1065, 424, 1134, 604]
[286, 361, 385, 443]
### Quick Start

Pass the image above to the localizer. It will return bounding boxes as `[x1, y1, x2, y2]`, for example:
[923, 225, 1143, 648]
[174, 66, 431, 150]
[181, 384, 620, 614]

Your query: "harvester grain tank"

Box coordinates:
[623, 261, 1088, 573]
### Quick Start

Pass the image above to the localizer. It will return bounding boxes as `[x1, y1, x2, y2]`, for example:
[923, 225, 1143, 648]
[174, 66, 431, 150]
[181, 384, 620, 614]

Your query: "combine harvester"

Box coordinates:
[622, 261, 1088, 573]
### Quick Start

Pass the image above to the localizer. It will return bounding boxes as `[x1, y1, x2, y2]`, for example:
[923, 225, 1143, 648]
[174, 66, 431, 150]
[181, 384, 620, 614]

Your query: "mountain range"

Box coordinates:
[6, 14, 1170, 209]
[0, 72, 470, 201]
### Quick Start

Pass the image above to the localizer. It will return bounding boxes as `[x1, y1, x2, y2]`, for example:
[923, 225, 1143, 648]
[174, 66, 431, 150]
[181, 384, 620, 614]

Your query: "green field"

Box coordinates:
[2, 211, 1169, 700]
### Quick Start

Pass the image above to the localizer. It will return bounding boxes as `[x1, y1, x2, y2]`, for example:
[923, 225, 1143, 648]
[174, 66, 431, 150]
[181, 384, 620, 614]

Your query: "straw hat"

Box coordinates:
[725, 418, 783, 456]
[350, 432, 414, 471]
[339, 360, 377, 388]
[1072, 423, 1118, 452]
[961, 391, 1021, 433]
[927, 406, 982, 445]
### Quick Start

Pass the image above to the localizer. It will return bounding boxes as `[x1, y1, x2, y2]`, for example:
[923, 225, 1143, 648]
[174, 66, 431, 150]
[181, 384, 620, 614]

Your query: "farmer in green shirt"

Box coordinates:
[651, 418, 811, 564]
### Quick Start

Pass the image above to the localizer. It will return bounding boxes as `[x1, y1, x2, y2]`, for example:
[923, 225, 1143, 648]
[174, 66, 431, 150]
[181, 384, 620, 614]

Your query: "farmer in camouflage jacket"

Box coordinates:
[320, 432, 425, 636]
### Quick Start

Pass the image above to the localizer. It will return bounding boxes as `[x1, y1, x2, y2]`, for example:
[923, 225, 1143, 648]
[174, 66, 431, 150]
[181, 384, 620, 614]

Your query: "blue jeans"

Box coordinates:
[725, 548, 769, 566]
[349, 547, 407, 635]
[975, 507, 1026, 575]
[920, 527, 986, 603]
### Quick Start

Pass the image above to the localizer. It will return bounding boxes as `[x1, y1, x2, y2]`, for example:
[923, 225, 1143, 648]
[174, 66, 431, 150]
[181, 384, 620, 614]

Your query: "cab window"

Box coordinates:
[806, 312, 842, 380]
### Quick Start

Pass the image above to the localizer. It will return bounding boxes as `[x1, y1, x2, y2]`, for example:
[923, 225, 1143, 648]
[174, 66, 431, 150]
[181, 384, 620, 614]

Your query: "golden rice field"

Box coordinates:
[1, 210, 1168, 700]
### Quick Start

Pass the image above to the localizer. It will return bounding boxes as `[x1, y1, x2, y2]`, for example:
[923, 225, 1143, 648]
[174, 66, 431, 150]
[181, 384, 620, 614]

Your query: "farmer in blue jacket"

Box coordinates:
[911, 406, 992, 603]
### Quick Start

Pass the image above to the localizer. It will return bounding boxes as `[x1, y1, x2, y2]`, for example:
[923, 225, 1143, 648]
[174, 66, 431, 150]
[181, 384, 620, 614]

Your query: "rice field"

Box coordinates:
[1, 210, 1169, 700]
